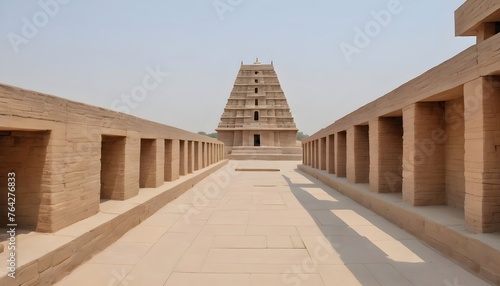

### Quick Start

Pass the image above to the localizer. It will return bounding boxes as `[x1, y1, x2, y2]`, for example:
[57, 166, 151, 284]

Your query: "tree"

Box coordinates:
[296, 131, 309, 141]
[198, 131, 218, 139]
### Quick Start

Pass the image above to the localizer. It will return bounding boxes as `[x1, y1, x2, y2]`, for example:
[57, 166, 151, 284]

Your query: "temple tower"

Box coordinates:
[216, 59, 302, 160]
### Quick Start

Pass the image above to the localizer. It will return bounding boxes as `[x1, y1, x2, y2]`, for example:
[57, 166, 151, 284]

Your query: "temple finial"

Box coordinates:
[254, 58, 261, 64]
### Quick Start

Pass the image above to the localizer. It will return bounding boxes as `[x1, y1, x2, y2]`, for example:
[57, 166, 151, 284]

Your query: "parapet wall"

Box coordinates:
[0, 84, 224, 233]
[302, 0, 500, 283]
[303, 2, 500, 234]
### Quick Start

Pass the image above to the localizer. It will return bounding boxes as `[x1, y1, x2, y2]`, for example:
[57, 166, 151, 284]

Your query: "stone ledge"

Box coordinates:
[298, 164, 500, 285]
[229, 154, 302, 160]
[0, 160, 228, 286]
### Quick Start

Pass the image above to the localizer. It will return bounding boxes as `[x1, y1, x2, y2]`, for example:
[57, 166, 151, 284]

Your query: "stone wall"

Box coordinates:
[0, 84, 224, 233]
[302, 0, 500, 234]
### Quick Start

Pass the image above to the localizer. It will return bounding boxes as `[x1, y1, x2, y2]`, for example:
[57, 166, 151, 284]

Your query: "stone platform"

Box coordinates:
[228, 146, 302, 161]
[0, 161, 228, 286]
[299, 164, 500, 284]
[54, 160, 489, 286]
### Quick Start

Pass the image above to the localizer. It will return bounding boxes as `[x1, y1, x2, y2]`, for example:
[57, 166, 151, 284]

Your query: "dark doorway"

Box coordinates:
[254, 134, 261, 147]
[254, 111, 259, 121]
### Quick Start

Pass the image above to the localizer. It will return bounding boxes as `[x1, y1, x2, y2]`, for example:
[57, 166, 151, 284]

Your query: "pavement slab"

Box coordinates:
[55, 160, 491, 286]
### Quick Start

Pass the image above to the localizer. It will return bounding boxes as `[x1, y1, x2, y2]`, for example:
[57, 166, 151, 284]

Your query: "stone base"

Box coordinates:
[227, 146, 302, 161]
[299, 164, 500, 285]
[0, 161, 228, 286]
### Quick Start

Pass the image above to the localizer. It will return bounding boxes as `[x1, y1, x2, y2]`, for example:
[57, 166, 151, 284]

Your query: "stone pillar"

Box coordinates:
[203, 142, 208, 167]
[214, 144, 218, 162]
[306, 142, 311, 166]
[402, 102, 446, 206]
[194, 141, 202, 170]
[304, 142, 310, 166]
[308, 143, 311, 165]
[164, 139, 180, 181]
[215, 144, 218, 162]
[140, 138, 164, 188]
[187, 141, 194, 174]
[464, 77, 500, 233]
[317, 139, 321, 169]
[306, 143, 311, 165]
[317, 140, 321, 169]
[219, 144, 222, 161]
[320, 137, 327, 170]
[346, 126, 370, 183]
[369, 117, 403, 193]
[179, 140, 188, 176]
[208, 143, 212, 165]
[335, 131, 347, 177]
[327, 134, 335, 174]
[213, 144, 217, 162]
[302, 143, 307, 165]
[312, 140, 318, 169]
[445, 98, 465, 209]
[123, 134, 141, 199]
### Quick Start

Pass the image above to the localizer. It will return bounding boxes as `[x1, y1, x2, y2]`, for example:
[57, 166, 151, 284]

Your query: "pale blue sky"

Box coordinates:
[0, 0, 475, 135]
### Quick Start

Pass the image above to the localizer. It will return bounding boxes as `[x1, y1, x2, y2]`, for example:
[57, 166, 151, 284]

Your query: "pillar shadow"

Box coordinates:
[281, 170, 484, 285]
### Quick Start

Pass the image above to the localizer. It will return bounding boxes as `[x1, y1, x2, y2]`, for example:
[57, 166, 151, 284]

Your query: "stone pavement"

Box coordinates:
[55, 161, 491, 286]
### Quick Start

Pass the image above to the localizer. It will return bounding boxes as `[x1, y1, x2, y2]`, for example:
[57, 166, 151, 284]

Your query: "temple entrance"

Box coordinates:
[254, 134, 261, 147]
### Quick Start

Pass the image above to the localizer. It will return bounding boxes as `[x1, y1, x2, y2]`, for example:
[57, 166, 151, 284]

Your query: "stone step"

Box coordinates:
[228, 153, 302, 161]
[230, 147, 303, 155]
[231, 149, 284, 154]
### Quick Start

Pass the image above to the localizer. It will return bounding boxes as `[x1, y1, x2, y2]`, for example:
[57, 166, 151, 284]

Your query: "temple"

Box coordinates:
[216, 59, 302, 160]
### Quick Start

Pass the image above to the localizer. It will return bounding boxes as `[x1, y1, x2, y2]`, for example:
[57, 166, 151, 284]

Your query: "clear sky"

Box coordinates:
[0, 0, 475, 135]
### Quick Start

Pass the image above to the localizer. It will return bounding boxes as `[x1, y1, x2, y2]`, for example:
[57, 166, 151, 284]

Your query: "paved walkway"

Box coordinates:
[56, 161, 490, 286]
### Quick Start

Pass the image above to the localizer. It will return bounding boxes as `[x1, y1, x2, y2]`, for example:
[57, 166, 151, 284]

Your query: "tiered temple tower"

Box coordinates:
[216, 59, 302, 160]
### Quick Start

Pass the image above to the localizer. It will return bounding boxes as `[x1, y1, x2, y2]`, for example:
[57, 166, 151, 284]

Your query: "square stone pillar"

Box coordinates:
[218, 144, 220, 161]
[346, 126, 370, 183]
[140, 138, 164, 188]
[164, 139, 180, 181]
[194, 141, 202, 170]
[303, 143, 308, 165]
[402, 102, 446, 206]
[464, 77, 500, 233]
[123, 134, 141, 199]
[326, 134, 335, 174]
[215, 144, 218, 162]
[309, 141, 314, 168]
[187, 141, 194, 174]
[302, 143, 305, 163]
[203, 142, 208, 168]
[304, 142, 309, 166]
[335, 131, 347, 177]
[320, 137, 327, 170]
[179, 140, 188, 176]
[369, 117, 403, 193]
[213, 144, 217, 162]
[212, 144, 216, 163]
[313, 140, 319, 169]
[307, 142, 312, 166]
[208, 143, 212, 165]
